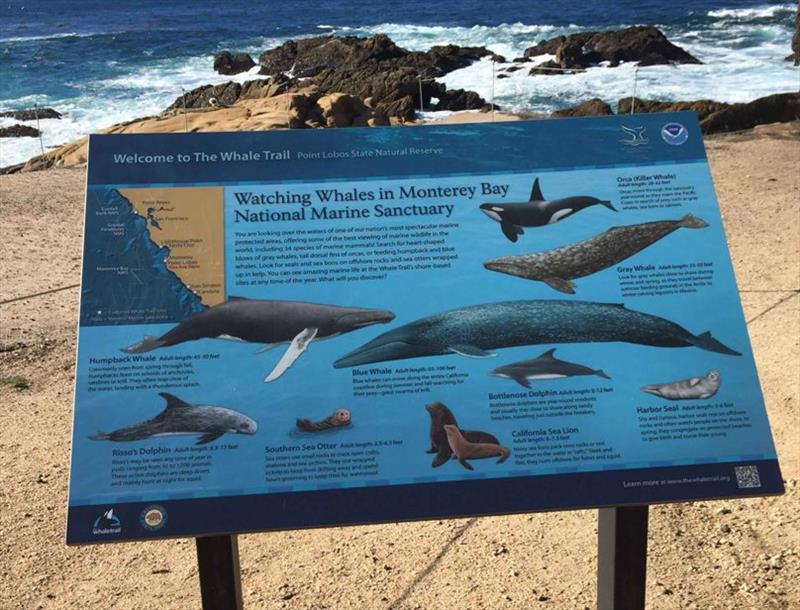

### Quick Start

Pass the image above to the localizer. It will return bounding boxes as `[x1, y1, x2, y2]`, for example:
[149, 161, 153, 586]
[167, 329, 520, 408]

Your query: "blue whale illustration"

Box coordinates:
[333, 300, 740, 368]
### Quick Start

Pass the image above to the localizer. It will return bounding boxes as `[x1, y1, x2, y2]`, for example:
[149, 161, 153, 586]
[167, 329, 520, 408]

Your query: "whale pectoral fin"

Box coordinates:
[458, 458, 475, 471]
[542, 277, 576, 294]
[196, 430, 224, 445]
[122, 334, 164, 354]
[512, 375, 532, 389]
[448, 344, 496, 359]
[217, 334, 248, 342]
[432, 448, 451, 468]
[500, 222, 521, 242]
[264, 327, 319, 383]
[255, 343, 280, 354]
[530, 177, 545, 202]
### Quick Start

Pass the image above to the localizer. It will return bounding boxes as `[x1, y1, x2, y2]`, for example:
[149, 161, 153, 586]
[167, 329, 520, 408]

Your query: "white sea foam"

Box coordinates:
[707, 4, 796, 19]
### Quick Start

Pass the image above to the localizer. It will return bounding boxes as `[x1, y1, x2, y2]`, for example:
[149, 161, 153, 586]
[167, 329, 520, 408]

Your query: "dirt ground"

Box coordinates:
[0, 122, 798, 610]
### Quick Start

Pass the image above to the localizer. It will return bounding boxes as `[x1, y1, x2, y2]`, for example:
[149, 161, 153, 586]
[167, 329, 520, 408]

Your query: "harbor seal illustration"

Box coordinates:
[479, 178, 617, 242]
[89, 392, 257, 445]
[333, 300, 740, 368]
[122, 297, 395, 382]
[443, 424, 510, 471]
[296, 408, 352, 432]
[641, 370, 721, 400]
[490, 348, 610, 388]
[484, 214, 709, 293]
[425, 402, 499, 467]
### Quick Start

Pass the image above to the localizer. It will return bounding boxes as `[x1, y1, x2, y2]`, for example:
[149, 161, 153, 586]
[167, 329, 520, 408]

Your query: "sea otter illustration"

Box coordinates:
[296, 408, 352, 432]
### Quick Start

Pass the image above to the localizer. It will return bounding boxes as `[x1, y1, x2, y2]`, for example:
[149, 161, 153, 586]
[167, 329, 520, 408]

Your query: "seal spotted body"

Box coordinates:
[642, 370, 721, 400]
[443, 424, 510, 471]
[484, 214, 709, 293]
[425, 402, 499, 467]
[296, 408, 352, 432]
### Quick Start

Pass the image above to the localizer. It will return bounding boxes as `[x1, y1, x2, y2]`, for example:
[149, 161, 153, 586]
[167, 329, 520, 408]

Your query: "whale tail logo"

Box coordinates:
[122, 335, 165, 353]
[690, 331, 741, 356]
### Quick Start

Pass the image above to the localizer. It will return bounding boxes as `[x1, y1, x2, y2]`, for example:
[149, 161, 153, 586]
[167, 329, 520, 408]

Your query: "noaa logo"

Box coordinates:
[661, 122, 689, 145]
[92, 508, 122, 536]
[140, 505, 168, 531]
[620, 125, 649, 146]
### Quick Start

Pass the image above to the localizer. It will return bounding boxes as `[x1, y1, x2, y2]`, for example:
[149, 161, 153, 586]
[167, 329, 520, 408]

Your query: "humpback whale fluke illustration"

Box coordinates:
[333, 300, 740, 368]
[122, 297, 395, 382]
[479, 178, 617, 242]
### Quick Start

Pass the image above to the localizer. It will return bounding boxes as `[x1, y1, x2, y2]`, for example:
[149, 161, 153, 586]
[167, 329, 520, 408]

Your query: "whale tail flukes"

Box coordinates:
[89, 432, 111, 441]
[678, 213, 709, 229]
[600, 200, 618, 212]
[690, 331, 741, 356]
[122, 335, 165, 353]
[595, 369, 611, 380]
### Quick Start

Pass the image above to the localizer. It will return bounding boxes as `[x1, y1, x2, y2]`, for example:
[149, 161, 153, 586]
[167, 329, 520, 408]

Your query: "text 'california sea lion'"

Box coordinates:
[479, 178, 617, 242]
[484, 214, 709, 293]
[490, 348, 610, 388]
[122, 297, 395, 382]
[443, 425, 510, 471]
[89, 392, 257, 445]
[642, 370, 721, 400]
[333, 300, 741, 368]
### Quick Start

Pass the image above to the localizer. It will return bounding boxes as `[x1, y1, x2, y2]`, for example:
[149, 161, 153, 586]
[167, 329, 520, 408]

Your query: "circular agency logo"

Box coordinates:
[140, 505, 168, 531]
[661, 122, 689, 146]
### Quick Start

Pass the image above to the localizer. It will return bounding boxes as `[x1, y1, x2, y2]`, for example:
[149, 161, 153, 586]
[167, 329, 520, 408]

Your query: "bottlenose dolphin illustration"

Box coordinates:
[123, 297, 395, 382]
[333, 300, 740, 368]
[89, 392, 258, 445]
[490, 348, 610, 388]
[479, 178, 617, 242]
[484, 214, 709, 293]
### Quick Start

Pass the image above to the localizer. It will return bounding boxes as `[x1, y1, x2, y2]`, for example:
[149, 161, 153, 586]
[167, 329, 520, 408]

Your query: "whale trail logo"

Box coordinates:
[92, 508, 122, 535]
[661, 122, 689, 145]
[620, 125, 649, 146]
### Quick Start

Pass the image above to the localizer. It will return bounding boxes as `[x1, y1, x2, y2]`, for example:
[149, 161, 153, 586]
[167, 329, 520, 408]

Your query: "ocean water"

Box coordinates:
[1, 0, 798, 166]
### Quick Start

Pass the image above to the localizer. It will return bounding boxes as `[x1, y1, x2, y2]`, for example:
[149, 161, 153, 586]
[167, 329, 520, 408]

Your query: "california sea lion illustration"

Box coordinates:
[479, 178, 617, 242]
[443, 424, 510, 471]
[333, 300, 740, 368]
[484, 214, 709, 293]
[425, 402, 499, 467]
[296, 408, 352, 433]
[641, 370, 721, 400]
[89, 392, 257, 445]
[490, 348, 610, 388]
[123, 297, 395, 382]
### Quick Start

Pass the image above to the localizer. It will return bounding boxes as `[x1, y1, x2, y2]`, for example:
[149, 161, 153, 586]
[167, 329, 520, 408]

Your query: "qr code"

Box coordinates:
[735, 465, 761, 489]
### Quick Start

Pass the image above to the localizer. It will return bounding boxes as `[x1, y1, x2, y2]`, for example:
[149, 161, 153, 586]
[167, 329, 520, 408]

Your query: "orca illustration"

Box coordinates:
[479, 178, 617, 242]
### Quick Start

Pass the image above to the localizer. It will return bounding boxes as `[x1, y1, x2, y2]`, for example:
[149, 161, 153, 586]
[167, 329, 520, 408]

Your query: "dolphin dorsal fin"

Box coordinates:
[159, 392, 191, 410]
[537, 348, 557, 359]
[529, 178, 545, 202]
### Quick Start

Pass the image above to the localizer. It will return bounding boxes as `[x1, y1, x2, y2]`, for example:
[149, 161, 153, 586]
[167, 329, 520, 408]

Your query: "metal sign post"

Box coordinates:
[196, 535, 244, 610]
[596, 505, 649, 610]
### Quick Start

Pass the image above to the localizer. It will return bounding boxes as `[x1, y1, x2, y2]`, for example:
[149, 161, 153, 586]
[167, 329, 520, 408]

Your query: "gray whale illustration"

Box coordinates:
[642, 370, 721, 400]
[123, 297, 395, 381]
[479, 178, 617, 242]
[333, 300, 740, 368]
[484, 214, 709, 293]
[89, 392, 257, 445]
[490, 348, 610, 388]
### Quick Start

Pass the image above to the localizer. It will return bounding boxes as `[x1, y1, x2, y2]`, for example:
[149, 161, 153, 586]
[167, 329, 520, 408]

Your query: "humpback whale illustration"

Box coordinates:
[490, 348, 610, 388]
[333, 300, 740, 368]
[123, 297, 395, 382]
[479, 178, 617, 242]
[89, 392, 258, 445]
[484, 214, 709, 293]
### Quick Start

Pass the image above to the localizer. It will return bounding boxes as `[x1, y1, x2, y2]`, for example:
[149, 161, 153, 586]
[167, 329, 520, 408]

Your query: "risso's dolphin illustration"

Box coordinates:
[490, 348, 610, 388]
[123, 297, 395, 382]
[484, 214, 709, 293]
[333, 300, 740, 368]
[89, 392, 258, 445]
[642, 370, 721, 400]
[479, 178, 617, 242]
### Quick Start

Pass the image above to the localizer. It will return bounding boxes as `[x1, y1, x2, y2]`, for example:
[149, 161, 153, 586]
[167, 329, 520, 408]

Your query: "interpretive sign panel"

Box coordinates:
[67, 114, 783, 544]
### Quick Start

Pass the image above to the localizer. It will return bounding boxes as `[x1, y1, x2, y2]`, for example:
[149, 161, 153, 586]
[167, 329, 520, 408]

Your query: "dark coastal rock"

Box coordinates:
[0, 107, 62, 120]
[553, 98, 614, 117]
[504, 65, 524, 73]
[213, 51, 256, 75]
[529, 59, 579, 75]
[699, 92, 800, 134]
[789, 9, 799, 66]
[523, 26, 701, 72]
[434, 89, 490, 111]
[166, 81, 244, 111]
[0, 124, 41, 137]
[617, 97, 729, 121]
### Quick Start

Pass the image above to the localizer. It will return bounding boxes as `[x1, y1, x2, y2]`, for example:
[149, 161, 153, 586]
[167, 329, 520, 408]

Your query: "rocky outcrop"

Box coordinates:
[553, 98, 613, 117]
[617, 97, 729, 121]
[523, 26, 701, 72]
[0, 124, 41, 137]
[164, 76, 301, 112]
[700, 92, 800, 134]
[314, 93, 389, 127]
[213, 51, 256, 75]
[0, 107, 62, 120]
[789, 8, 800, 65]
